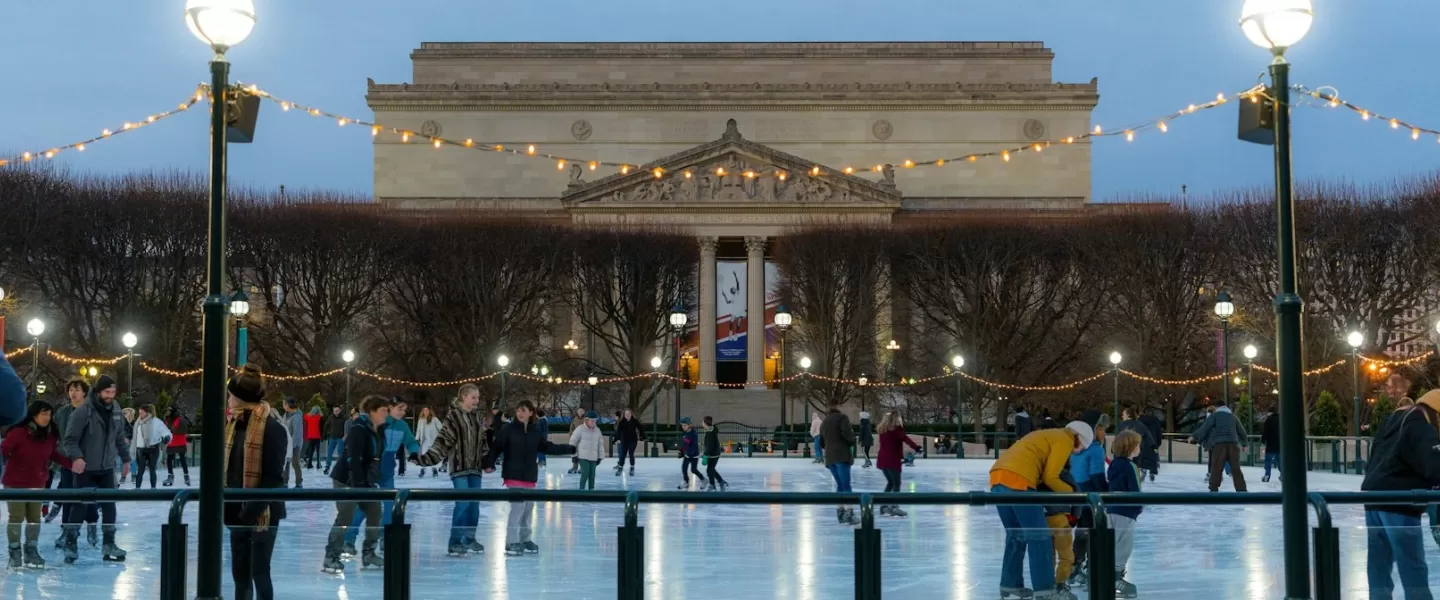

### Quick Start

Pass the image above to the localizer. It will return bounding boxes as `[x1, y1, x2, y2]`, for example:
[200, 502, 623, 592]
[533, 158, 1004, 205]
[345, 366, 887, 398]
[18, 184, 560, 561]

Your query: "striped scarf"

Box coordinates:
[224, 402, 272, 531]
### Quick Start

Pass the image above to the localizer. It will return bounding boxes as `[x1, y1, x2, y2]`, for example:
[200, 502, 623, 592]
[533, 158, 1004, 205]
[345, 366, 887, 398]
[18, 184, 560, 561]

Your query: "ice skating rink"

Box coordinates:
[0, 458, 1420, 599]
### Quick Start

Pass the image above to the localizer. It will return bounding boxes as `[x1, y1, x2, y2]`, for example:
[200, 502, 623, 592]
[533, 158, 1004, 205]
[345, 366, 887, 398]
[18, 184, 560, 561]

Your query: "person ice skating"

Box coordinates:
[59, 374, 130, 563]
[282, 398, 305, 488]
[303, 405, 323, 470]
[414, 406, 442, 478]
[677, 417, 705, 489]
[1014, 405, 1035, 441]
[1361, 389, 1440, 599]
[876, 412, 921, 518]
[1137, 412, 1163, 481]
[322, 404, 346, 475]
[0, 353, 26, 428]
[341, 397, 420, 551]
[614, 409, 643, 476]
[1116, 408, 1158, 481]
[3, 401, 78, 569]
[1262, 406, 1281, 483]
[49, 380, 98, 533]
[535, 409, 549, 468]
[223, 365, 289, 600]
[130, 404, 171, 489]
[1042, 469, 1081, 599]
[1069, 421, 1108, 585]
[989, 420, 1093, 600]
[858, 411, 874, 468]
[570, 411, 604, 490]
[411, 384, 489, 556]
[809, 412, 824, 463]
[820, 403, 859, 525]
[703, 416, 728, 491]
[120, 407, 136, 485]
[322, 395, 389, 574]
[567, 407, 587, 474]
[163, 407, 192, 487]
[484, 400, 576, 557]
[1106, 429, 1146, 598]
[1189, 399, 1248, 492]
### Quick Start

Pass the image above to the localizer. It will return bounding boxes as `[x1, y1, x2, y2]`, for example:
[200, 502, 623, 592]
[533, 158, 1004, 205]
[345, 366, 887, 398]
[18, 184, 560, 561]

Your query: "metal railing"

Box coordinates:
[6, 486, 1435, 599]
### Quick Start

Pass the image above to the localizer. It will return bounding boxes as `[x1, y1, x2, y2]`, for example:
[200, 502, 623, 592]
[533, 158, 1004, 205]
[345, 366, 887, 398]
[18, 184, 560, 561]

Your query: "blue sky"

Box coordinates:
[2, 0, 1435, 201]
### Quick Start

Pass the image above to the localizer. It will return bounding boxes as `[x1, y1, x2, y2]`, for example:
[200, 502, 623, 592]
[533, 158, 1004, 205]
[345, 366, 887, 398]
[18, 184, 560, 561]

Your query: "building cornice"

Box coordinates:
[410, 41, 1053, 60]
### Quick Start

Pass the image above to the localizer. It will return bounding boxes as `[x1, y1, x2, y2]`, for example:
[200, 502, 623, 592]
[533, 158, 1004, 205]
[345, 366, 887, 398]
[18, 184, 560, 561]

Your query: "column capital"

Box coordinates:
[698, 236, 719, 255]
[744, 236, 767, 255]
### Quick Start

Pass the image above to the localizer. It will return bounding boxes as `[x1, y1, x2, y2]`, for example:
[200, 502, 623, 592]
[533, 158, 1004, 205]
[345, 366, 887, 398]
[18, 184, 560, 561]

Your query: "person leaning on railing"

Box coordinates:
[988, 421, 1093, 600]
[1360, 389, 1440, 598]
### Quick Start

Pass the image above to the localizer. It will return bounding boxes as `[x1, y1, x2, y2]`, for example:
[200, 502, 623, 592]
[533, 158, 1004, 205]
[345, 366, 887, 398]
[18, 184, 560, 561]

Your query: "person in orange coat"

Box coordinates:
[988, 421, 1094, 599]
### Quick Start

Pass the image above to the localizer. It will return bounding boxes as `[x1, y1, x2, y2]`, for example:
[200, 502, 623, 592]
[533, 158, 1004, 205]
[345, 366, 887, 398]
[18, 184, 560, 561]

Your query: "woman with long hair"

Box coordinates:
[131, 404, 171, 490]
[224, 364, 289, 599]
[2, 401, 77, 568]
[875, 412, 921, 517]
[164, 406, 192, 487]
[120, 407, 137, 484]
[415, 406, 442, 478]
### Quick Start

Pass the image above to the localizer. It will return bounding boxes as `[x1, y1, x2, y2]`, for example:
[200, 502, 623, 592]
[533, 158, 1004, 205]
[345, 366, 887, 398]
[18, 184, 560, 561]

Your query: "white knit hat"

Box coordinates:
[1065, 420, 1095, 449]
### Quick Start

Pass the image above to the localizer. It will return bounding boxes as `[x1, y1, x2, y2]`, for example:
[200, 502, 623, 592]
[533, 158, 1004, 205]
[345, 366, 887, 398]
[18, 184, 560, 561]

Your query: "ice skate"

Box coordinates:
[836, 507, 859, 526]
[628, 466, 635, 476]
[321, 555, 344, 574]
[447, 543, 468, 557]
[44, 504, 60, 524]
[23, 543, 44, 569]
[1262, 474, 1271, 482]
[163, 474, 174, 487]
[464, 539, 484, 555]
[522, 541, 539, 555]
[1115, 578, 1138, 598]
[61, 534, 78, 565]
[614, 464, 623, 476]
[340, 542, 358, 558]
[706, 483, 717, 491]
[418, 469, 426, 479]
[884, 505, 908, 518]
[102, 542, 126, 562]
[1069, 561, 1089, 587]
[8, 543, 21, 570]
[184, 474, 192, 486]
[718, 481, 728, 492]
[119, 473, 127, 485]
[360, 550, 383, 570]
[862, 459, 872, 468]
[86, 524, 98, 548]
[53, 533, 65, 550]
[504, 543, 525, 556]
[1047, 583, 1079, 600]
[999, 586, 1034, 599]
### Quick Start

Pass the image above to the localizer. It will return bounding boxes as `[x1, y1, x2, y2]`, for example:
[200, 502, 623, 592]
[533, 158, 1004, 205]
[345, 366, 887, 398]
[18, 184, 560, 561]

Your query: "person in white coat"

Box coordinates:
[810, 413, 825, 463]
[415, 406, 443, 478]
[131, 404, 172, 490]
[568, 411, 606, 490]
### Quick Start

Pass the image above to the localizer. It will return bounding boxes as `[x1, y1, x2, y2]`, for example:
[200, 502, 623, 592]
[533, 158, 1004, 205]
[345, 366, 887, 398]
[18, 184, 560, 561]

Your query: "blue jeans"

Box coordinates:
[1366, 510, 1433, 600]
[992, 484, 1055, 591]
[325, 439, 342, 469]
[812, 436, 822, 459]
[449, 474, 483, 547]
[345, 452, 397, 544]
[827, 463, 852, 492]
[1263, 452, 1279, 478]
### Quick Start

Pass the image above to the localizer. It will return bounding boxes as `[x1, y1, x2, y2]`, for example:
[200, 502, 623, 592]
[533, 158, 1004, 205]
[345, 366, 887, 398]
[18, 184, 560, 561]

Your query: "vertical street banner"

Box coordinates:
[716, 261, 747, 360]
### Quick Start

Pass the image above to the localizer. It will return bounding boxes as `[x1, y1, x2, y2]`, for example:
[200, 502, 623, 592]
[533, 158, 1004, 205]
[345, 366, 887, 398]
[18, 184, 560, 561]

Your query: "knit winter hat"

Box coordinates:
[1064, 421, 1095, 449]
[679, 417, 692, 425]
[92, 375, 117, 397]
[585, 410, 599, 419]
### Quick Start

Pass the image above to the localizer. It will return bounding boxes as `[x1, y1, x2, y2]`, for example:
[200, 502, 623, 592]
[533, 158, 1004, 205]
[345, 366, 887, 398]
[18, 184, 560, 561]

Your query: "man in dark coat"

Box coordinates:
[1013, 406, 1034, 442]
[1361, 390, 1440, 598]
[1137, 413, 1164, 480]
[1117, 408, 1159, 479]
[1261, 407, 1281, 482]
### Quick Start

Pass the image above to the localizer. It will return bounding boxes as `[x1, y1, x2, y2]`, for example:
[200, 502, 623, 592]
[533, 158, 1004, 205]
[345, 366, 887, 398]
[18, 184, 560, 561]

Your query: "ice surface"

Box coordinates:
[0, 457, 1422, 599]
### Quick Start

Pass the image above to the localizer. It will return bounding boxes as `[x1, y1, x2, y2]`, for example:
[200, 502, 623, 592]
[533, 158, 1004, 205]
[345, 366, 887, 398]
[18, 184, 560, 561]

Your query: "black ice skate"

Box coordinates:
[102, 542, 126, 562]
[503, 543, 525, 556]
[360, 550, 383, 570]
[1069, 562, 1089, 587]
[719, 481, 729, 492]
[1262, 474, 1271, 483]
[1115, 575, 1138, 599]
[8, 543, 21, 569]
[836, 507, 859, 526]
[163, 474, 174, 487]
[23, 543, 44, 569]
[862, 459, 872, 468]
[1050, 583, 1079, 600]
[61, 531, 79, 565]
[321, 555, 344, 574]
[880, 505, 908, 518]
[447, 543, 468, 557]
[522, 541, 539, 555]
[614, 465, 623, 476]
[86, 524, 98, 548]
[464, 539, 484, 555]
[44, 504, 60, 524]
[628, 466, 635, 476]
[998, 586, 1034, 599]
[340, 542, 358, 558]
[184, 474, 192, 486]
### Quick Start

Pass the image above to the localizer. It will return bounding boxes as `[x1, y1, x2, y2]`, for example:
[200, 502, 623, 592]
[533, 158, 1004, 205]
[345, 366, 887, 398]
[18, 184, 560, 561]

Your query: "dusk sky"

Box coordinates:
[2, 0, 1436, 201]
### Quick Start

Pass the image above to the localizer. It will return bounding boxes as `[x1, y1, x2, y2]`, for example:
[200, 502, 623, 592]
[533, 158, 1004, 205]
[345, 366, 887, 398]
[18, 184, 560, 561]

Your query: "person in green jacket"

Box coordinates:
[340, 397, 419, 552]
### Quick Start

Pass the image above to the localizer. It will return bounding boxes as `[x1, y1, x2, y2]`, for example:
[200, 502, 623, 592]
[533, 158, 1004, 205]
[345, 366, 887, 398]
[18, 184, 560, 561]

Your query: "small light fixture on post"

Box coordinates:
[25, 318, 45, 400]
[857, 374, 869, 412]
[775, 304, 792, 455]
[884, 339, 901, 383]
[1346, 330, 1364, 472]
[563, 339, 580, 352]
[1244, 344, 1259, 430]
[586, 372, 599, 412]
[229, 289, 251, 366]
[122, 332, 139, 408]
[650, 355, 663, 447]
[497, 354, 511, 409]
[1215, 291, 1235, 407]
[1108, 351, 1123, 426]
[668, 303, 688, 425]
[952, 355, 965, 454]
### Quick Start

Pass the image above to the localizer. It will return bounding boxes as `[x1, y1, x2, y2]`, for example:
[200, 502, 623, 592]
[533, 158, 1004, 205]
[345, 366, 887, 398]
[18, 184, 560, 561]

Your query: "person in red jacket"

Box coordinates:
[875, 412, 922, 518]
[164, 406, 192, 487]
[303, 407, 323, 470]
[2, 401, 79, 569]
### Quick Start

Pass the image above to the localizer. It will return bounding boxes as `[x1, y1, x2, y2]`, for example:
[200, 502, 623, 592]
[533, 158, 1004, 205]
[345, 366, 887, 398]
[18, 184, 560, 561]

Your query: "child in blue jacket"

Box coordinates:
[1068, 425, 1109, 587]
[1106, 429, 1145, 599]
[677, 417, 705, 490]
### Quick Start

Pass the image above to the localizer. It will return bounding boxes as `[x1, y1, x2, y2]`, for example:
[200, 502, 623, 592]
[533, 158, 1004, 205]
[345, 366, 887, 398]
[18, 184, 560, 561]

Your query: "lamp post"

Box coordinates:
[497, 354, 510, 409]
[1108, 351, 1123, 426]
[650, 355, 662, 450]
[857, 374, 869, 412]
[0, 286, 6, 352]
[1216, 291, 1235, 405]
[229, 289, 250, 366]
[122, 332, 139, 408]
[952, 355, 964, 454]
[799, 356, 812, 427]
[1240, 1, 1314, 595]
[1244, 344, 1259, 433]
[775, 305, 792, 456]
[669, 304, 688, 425]
[341, 350, 355, 409]
[25, 318, 44, 401]
[587, 374, 598, 412]
[884, 339, 900, 382]
[1347, 330, 1363, 472]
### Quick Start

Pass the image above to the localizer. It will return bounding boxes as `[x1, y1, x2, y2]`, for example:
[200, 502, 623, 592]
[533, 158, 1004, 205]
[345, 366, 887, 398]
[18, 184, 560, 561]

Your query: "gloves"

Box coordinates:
[161, 436, 172, 445]
[1067, 514, 1078, 528]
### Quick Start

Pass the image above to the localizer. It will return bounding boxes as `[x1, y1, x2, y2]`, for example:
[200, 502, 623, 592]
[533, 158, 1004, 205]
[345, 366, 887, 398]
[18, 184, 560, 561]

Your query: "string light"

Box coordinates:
[140, 362, 202, 378]
[356, 370, 500, 388]
[0, 86, 205, 169]
[1120, 368, 1244, 386]
[48, 349, 126, 366]
[4, 345, 33, 360]
[1300, 85, 1440, 146]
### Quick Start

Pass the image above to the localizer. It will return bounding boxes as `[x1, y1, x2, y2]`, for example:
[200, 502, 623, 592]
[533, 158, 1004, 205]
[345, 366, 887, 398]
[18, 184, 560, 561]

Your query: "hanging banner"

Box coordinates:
[716, 261, 747, 360]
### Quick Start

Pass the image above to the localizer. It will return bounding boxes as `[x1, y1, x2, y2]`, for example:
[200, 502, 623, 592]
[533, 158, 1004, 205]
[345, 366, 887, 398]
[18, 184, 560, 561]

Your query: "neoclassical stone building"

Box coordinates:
[367, 42, 1108, 417]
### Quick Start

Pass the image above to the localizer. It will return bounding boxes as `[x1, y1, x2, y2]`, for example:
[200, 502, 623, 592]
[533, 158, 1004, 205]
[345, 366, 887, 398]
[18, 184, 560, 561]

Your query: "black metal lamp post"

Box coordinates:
[649, 355, 662, 455]
[775, 305, 791, 456]
[1108, 351, 1122, 426]
[497, 354, 510, 409]
[668, 304, 688, 423]
[1215, 291, 1235, 405]
[25, 318, 44, 402]
[1239, 1, 1315, 596]
[122, 332, 139, 408]
[1244, 344, 1258, 434]
[857, 374, 869, 412]
[951, 355, 964, 454]
[186, 0, 258, 596]
[1347, 330, 1363, 472]
[342, 350, 355, 407]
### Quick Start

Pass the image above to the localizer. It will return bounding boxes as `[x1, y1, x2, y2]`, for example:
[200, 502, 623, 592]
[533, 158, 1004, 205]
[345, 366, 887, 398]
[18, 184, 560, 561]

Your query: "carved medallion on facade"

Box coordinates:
[420, 120, 441, 137]
[571, 119, 593, 141]
[871, 120, 893, 140]
[1023, 119, 1047, 141]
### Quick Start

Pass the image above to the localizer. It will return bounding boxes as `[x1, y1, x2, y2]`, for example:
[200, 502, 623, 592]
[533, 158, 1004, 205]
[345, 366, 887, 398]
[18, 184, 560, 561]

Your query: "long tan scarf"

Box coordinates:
[224, 402, 272, 531]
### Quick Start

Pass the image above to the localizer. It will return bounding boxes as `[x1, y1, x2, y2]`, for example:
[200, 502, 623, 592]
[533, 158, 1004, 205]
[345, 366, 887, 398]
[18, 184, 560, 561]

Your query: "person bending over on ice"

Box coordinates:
[569, 411, 605, 490]
[1189, 399, 1247, 492]
[988, 420, 1093, 600]
[3, 401, 78, 569]
[322, 395, 389, 574]
[412, 384, 490, 556]
[1361, 389, 1440, 599]
[484, 400, 576, 557]
[223, 365, 289, 600]
[59, 374, 130, 564]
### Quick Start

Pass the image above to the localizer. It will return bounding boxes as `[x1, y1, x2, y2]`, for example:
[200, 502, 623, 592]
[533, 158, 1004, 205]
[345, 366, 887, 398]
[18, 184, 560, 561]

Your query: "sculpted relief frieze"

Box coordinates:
[598, 155, 861, 204]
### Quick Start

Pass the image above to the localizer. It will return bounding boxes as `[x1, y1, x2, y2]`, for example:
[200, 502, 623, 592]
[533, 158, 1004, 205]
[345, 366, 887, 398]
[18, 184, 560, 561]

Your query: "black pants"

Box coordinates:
[681, 457, 704, 484]
[617, 440, 638, 466]
[63, 470, 115, 542]
[302, 440, 320, 467]
[327, 483, 380, 557]
[397, 449, 406, 475]
[862, 445, 872, 461]
[705, 456, 726, 486]
[1073, 506, 1094, 569]
[230, 526, 278, 600]
[135, 447, 160, 488]
[167, 448, 190, 476]
[881, 467, 902, 492]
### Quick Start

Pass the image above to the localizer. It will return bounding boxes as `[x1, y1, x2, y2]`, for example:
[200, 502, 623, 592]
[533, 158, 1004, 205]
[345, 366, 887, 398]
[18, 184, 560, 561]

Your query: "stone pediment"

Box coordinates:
[562, 120, 902, 209]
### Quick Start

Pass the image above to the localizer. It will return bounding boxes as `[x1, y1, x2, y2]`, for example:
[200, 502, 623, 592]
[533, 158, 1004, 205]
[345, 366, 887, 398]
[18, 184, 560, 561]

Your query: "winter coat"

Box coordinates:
[331, 415, 386, 488]
[123, 418, 136, 450]
[680, 428, 700, 458]
[223, 408, 289, 527]
[414, 402, 489, 478]
[1362, 394, 1440, 516]
[60, 393, 131, 472]
[1039, 469, 1079, 516]
[54, 403, 82, 445]
[820, 410, 855, 467]
[569, 424, 606, 462]
[876, 426, 921, 471]
[1, 424, 73, 488]
[132, 415, 173, 450]
[1138, 415, 1163, 446]
[858, 417, 873, 448]
[703, 427, 723, 457]
[324, 413, 348, 439]
[485, 417, 576, 484]
[283, 411, 305, 449]
[0, 355, 25, 427]
[383, 417, 420, 454]
[415, 417, 442, 454]
[1117, 418, 1159, 472]
[1262, 413, 1281, 452]
[1070, 440, 1109, 492]
[1193, 406, 1247, 447]
[809, 415, 824, 438]
[304, 412, 323, 440]
[1106, 456, 1144, 520]
[989, 428, 1079, 493]
[167, 415, 191, 451]
[1014, 411, 1035, 440]
[616, 417, 645, 444]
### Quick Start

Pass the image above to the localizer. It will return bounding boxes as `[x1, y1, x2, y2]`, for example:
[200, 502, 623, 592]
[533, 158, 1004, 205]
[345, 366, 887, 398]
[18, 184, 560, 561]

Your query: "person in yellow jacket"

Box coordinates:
[989, 421, 1095, 600]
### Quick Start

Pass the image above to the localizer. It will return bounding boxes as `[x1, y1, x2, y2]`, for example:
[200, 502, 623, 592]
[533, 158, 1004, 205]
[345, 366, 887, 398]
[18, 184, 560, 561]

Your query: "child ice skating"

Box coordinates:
[484, 400, 576, 557]
[989, 420, 1092, 599]
[164, 407, 191, 487]
[1107, 430, 1145, 598]
[858, 411, 873, 468]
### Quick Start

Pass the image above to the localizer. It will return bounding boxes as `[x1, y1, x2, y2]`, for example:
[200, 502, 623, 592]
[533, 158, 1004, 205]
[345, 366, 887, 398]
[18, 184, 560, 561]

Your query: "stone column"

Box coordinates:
[745, 236, 767, 387]
[698, 237, 718, 386]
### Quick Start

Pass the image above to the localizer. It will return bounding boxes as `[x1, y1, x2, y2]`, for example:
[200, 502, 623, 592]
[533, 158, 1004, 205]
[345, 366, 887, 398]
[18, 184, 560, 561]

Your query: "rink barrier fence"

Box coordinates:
[9, 486, 1438, 599]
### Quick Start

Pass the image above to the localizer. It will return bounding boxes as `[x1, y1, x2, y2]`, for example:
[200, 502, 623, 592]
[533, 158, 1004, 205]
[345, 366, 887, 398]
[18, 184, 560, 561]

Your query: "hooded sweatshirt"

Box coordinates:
[486, 416, 576, 485]
[60, 379, 132, 472]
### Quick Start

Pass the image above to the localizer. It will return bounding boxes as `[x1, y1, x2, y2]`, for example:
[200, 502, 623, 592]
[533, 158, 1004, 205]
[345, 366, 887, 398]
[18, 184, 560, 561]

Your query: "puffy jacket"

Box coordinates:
[1362, 394, 1440, 516]
[1069, 441, 1108, 491]
[61, 393, 131, 471]
[283, 411, 304, 448]
[304, 412, 323, 440]
[1106, 456, 1144, 520]
[415, 401, 489, 478]
[820, 410, 855, 467]
[876, 426, 921, 471]
[569, 424, 606, 462]
[679, 428, 700, 458]
[2, 424, 73, 488]
[486, 417, 575, 484]
[990, 428, 1079, 493]
[324, 412, 348, 439]
[383, 416, 420, 454]
[331, 415, 386, 488]
[858, 416, 873, 447]
[0, 355, 25, 427]
[1193, 407, 1247, 447]
[223, 408, 290, 527]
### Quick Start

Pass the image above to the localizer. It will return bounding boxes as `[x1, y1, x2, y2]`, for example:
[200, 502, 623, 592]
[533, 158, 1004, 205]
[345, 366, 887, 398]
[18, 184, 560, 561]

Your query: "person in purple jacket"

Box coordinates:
[0, 354, 27, 427]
